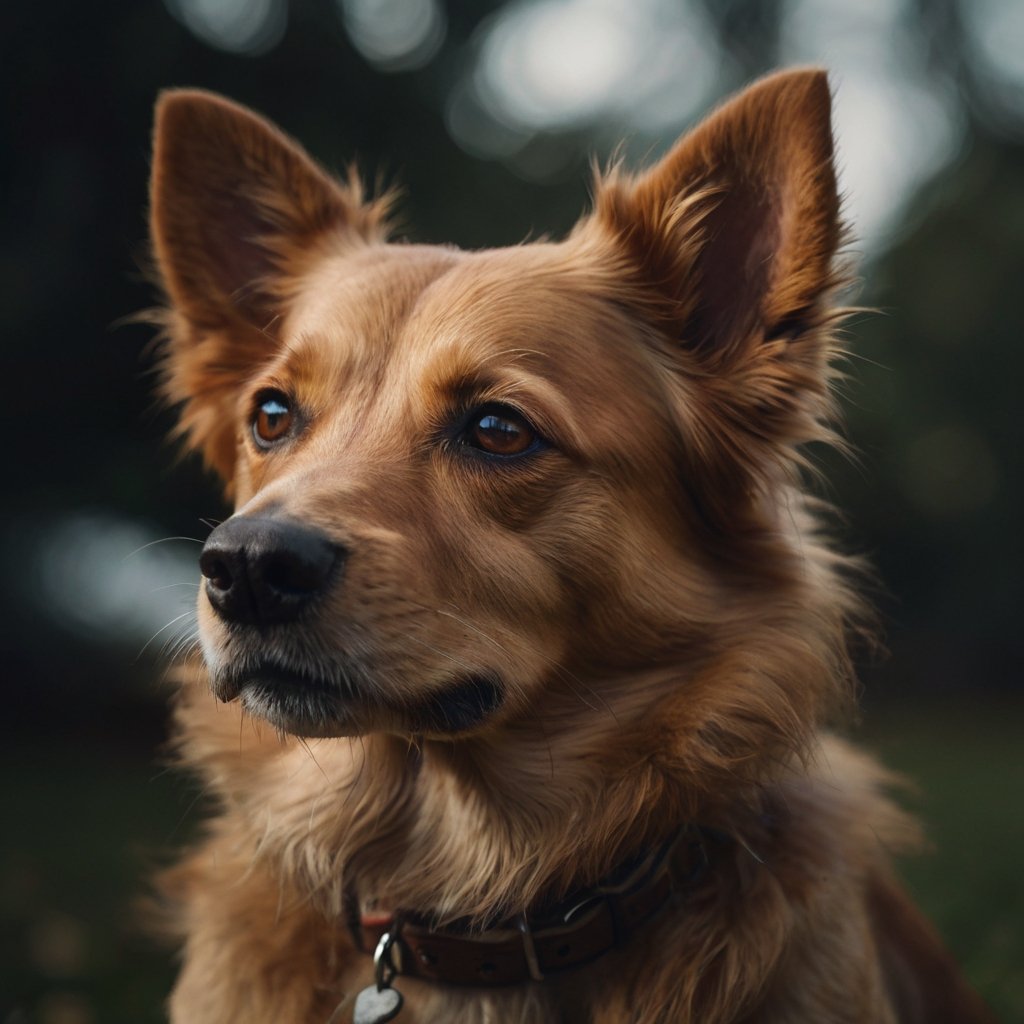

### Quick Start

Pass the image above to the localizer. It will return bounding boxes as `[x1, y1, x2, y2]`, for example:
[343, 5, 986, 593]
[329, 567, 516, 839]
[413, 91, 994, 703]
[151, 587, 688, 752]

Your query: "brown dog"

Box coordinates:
[148, 70, 995, 1023]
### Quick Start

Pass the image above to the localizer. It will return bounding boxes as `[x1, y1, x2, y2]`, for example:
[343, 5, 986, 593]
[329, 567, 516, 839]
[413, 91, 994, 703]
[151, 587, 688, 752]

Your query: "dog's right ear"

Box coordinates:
[151, 89, 384, 331]
[150, 90, 386, 481]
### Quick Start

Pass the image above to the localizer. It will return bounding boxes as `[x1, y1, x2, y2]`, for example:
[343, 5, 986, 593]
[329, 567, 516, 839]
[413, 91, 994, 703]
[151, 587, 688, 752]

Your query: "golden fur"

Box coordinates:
[148, 70, 994, 1022]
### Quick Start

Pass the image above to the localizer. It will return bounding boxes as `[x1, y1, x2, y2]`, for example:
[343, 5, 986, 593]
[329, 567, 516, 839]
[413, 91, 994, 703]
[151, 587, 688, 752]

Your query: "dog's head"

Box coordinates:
[150, 70, 854, 749]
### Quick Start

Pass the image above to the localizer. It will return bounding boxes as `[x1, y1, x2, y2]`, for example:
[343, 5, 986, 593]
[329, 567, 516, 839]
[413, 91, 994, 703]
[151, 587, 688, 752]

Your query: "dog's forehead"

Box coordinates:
[285, 240, 644, 390]
[285, 243, 460, 361]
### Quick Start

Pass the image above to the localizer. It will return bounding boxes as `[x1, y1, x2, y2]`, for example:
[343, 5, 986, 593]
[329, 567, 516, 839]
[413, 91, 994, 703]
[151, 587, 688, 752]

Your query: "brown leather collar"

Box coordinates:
[348, 825, 722, 988]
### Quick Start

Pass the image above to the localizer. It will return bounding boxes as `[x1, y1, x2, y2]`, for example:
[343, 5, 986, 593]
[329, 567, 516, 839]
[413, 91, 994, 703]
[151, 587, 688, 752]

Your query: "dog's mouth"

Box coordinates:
[227, 662, 351, 737]
[215, 659, 504, 738]
[401, 673, 504, 734]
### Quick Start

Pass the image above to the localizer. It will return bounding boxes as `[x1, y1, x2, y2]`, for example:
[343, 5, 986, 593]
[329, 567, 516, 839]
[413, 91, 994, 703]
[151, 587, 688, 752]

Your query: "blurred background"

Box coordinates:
[1, 0, 1021, 1020]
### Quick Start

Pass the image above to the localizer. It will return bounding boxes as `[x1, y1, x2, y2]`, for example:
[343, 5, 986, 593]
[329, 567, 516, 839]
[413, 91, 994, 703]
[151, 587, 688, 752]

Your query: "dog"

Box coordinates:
[147, 69, 996, 1023]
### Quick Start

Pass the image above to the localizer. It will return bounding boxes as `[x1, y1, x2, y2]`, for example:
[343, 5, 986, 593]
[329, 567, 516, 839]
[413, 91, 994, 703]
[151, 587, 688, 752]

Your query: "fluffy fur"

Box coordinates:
[147, 70, 994, 1022]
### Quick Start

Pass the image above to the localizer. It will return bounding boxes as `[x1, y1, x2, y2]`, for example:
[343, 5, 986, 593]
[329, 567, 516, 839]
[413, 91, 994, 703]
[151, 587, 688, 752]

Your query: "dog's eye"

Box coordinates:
[252, 392, 293, 448]
[463, 405, 538, 457]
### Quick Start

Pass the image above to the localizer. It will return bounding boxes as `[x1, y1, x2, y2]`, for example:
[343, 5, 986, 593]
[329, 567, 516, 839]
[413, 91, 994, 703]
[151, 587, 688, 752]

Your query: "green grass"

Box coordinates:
[1, 739, 190, 1024]
[861, 696, 1024, 1021]
[2, 698, 1020, 1022]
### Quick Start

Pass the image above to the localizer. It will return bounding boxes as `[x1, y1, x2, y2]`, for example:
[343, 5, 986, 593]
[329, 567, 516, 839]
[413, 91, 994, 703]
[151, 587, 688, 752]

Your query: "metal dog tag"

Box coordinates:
[352, 983, 403, 1024]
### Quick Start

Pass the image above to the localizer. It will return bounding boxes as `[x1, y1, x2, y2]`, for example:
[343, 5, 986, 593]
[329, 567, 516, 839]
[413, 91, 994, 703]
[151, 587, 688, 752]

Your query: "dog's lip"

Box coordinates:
[222, 659, 359, 738]
[214, 659, 336, 699]
[212, 659, 504, 737]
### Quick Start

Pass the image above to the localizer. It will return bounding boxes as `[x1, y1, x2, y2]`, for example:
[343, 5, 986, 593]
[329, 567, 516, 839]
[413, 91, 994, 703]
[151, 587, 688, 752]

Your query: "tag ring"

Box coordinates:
[373, 930, 400, 989]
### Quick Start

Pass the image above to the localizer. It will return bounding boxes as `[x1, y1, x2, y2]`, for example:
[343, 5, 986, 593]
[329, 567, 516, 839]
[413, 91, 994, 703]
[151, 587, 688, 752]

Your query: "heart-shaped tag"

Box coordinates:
[352, 983, 404, 1024]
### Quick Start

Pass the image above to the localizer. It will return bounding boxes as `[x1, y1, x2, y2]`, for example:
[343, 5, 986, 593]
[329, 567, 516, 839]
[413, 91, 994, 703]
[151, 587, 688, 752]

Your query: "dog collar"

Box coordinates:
[347, 824, 722, 990]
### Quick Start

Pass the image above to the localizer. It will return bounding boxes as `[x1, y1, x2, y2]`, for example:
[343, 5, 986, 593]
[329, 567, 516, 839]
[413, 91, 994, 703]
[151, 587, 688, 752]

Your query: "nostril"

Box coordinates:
[199, 551, 235, 592]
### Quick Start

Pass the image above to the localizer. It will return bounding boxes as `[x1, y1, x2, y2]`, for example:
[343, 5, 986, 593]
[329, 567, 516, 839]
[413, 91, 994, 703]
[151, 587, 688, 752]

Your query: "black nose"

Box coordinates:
[199, 517, 341, 626]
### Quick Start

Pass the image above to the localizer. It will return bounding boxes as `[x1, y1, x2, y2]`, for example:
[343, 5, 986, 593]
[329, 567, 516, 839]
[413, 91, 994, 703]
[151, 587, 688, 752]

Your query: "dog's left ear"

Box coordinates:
[586, 68, 843, 461]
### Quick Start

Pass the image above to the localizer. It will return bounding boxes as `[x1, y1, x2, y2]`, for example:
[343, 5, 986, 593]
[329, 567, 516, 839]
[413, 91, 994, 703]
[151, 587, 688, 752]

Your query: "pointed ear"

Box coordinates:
[149, 90, 387, 482]
[151, 88, 385, 330]
[591, 68, 842, 359]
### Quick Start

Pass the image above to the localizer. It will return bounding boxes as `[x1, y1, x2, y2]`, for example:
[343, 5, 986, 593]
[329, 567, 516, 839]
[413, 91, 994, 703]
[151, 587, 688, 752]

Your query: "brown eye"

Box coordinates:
[252, 392, 293, 448]
[465, 406, 538, 457]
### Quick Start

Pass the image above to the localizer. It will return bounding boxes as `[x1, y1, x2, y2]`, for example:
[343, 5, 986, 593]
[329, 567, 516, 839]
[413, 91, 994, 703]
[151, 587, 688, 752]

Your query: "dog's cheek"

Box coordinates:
[427, 514, 568, 668]
[415, 456, 572, 606]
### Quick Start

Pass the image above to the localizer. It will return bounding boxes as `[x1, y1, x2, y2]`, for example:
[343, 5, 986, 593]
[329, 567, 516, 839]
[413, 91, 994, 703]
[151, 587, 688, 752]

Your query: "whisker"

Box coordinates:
[166, 630, 201, 662]
[137, 611, 195, 661]
[148, 581, 200, 595]
[429, 604, 515, 658]
[401, 632, 482, 677]
[122, 535, 204, 560]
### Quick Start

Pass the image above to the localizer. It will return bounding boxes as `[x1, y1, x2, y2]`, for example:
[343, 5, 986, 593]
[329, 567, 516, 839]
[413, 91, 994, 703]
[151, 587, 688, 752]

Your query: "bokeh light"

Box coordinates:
[339, 0, 446, 70]
[163, 0, 287, 55]
[32, 513, 198, 655]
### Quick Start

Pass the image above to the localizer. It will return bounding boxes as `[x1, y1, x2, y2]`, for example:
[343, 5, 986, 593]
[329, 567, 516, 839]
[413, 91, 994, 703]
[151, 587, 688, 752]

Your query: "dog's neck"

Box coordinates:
[224, 717, 764, 923]
[177, 651, 817, 929]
